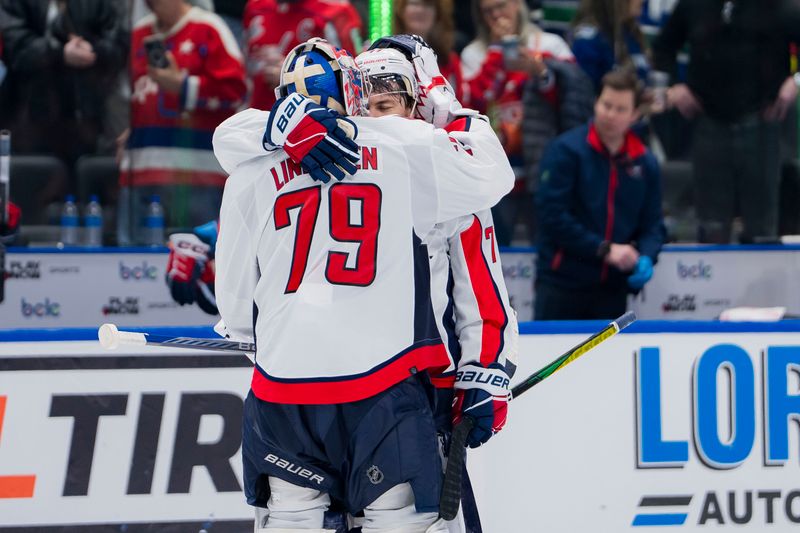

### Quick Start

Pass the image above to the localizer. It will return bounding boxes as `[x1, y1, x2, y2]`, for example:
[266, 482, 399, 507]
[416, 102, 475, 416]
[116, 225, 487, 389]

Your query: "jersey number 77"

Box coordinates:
[274, 183, 382, 293]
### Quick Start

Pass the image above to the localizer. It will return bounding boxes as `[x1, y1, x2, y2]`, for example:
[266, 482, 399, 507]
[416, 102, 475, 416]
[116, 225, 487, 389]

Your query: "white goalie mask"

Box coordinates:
[355, 47, 418, 112]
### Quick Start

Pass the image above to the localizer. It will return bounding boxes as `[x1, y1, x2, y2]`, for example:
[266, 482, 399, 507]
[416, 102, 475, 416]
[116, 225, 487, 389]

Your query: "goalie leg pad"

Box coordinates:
[256, 529, 335, 532]
[260, 476, 331, 530]
[361, 482, 442, 533]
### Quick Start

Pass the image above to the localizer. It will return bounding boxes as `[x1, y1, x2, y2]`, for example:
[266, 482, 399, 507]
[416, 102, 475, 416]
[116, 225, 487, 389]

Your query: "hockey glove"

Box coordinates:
[166, 232, 212, 307]
[627, 256, 654, 290]
[405, 37, 462, 128]
[0, 201, 21, 245]
[452, 363, 510, 448]
[264, 93, 360, 184]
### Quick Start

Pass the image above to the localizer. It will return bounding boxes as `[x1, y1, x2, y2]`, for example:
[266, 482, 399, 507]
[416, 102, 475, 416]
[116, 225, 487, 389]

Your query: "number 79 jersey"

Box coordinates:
[214, 110, 513, 404]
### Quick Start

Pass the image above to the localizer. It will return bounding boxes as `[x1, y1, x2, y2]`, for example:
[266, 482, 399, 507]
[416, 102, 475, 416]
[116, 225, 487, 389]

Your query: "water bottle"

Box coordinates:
[84, 195, 103, 247]
[143, 194, 165, 246]
[60, 194, 79, 246]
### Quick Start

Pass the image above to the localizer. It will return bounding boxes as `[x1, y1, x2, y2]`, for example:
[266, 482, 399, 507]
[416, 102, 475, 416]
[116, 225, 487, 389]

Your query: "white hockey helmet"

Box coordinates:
[275, 38, 366, 116]
[356, 47, 418, 108]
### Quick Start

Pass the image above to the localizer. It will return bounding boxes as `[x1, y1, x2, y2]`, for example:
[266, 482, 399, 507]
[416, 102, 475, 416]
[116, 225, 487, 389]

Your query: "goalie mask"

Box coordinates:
[356, 47, 418, 113]
[275, 38, 366, 116]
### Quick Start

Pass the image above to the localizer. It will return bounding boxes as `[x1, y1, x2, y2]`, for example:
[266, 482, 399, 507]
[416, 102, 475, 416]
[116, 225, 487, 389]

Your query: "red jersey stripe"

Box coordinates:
[459, 215, 508, 367]
[250, 343, 449, 404]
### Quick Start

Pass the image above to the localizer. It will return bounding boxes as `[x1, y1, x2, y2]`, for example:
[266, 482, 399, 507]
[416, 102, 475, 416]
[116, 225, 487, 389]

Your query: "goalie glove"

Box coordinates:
[452, 363, 510, 448]
[166, 232, 217, 314]
[264, 93, 360, 184]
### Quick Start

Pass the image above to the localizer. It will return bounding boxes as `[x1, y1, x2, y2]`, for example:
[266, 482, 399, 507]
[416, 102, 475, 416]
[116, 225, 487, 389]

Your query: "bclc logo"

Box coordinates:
[8, 261, 41, 279]
[21, 298, 60, 318]
[102, 297, 139, 315]
[633, 345, 800, 527]
[119, 261, 158, 281]
[677, 260, 712, 280]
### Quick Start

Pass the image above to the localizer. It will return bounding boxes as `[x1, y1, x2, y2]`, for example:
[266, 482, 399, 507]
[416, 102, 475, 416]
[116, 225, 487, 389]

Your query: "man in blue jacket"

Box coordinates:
[535, 69, 664, 320]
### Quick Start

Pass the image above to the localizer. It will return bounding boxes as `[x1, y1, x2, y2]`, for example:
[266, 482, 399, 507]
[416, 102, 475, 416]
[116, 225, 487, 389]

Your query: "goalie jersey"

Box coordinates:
[213, 110, 513, 404]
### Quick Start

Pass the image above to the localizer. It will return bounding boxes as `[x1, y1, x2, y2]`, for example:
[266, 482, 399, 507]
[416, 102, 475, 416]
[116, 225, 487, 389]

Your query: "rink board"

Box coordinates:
[0, 322, 799, 531]
[4, 245, 800, 327]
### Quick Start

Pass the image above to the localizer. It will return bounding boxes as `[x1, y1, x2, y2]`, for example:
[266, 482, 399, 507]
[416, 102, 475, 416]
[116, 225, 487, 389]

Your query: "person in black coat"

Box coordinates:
[0, 0, 128, 174]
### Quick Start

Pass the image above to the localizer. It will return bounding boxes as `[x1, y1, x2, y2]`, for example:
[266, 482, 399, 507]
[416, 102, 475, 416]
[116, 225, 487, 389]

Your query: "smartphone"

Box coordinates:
[500, 35, 520, 69]
[144, 37, 170, 69]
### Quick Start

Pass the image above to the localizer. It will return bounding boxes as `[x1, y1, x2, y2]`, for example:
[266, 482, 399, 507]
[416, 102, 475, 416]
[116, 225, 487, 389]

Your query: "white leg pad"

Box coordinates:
[256, 527, 336, 533]
[361, 482, 441, 533]
[256, 529, 335, 533]
[259, 476, 331, 530]
[424, 519, 451, 532]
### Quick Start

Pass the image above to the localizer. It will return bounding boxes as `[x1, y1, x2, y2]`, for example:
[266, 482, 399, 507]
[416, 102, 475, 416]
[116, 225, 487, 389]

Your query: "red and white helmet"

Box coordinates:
[356, 47, 419, 107]
[367, 34, 462, 127]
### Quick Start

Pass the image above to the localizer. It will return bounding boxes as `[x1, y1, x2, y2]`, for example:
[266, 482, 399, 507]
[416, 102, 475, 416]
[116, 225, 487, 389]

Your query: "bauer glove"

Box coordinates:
[452, 362, 510, 448]
[264, 93, 360, 184]
[166, 232, 217, 315]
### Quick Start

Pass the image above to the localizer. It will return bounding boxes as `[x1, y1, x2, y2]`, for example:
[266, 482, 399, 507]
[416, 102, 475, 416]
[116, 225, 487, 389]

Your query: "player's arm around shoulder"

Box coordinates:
[426, 112, 514, 225]
[213, 108, 272, 174]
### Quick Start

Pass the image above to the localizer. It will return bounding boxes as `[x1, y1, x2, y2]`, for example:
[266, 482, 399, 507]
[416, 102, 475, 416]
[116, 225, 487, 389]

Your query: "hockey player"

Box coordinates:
[244, 0, 363, 110]
[213, 39, 513, 533]
[358, 36, 518, 532]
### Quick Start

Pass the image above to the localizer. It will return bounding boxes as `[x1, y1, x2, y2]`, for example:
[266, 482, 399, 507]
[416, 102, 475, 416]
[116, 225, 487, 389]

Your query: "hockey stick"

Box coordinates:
[98, 323, 255, 353]
[439, 311, 637, 520]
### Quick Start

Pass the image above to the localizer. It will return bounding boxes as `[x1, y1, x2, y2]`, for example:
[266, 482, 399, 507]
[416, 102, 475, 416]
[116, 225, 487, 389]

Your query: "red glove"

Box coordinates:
[166, 233, 211, 305]
[452, 363, 510, 448]
[0, 201, 21, 242]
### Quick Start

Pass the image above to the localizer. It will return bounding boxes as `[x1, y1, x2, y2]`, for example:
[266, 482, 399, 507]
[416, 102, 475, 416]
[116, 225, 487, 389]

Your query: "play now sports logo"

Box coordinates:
[633, 495, 692, 526]
[0, 396, 36, 499]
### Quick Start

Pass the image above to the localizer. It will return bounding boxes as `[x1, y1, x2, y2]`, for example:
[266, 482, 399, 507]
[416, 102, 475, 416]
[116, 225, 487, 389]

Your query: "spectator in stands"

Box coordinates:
[243, 0, 362, 110]
[571, 0, 650, 93]
[653, 0, 800, 244]
[213, 0, 247, 45]
[535, 69, 663, 320]
[119, 0, 246, 244]
[0, 0, 128, 177]
[0, 31, 6, 88]
[394, 0, 463, 100]
[462, 0, 574, 246]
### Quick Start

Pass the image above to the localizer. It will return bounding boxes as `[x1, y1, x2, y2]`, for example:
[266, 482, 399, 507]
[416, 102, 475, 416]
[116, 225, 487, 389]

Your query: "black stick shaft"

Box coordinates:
[439, 311, 636, 520]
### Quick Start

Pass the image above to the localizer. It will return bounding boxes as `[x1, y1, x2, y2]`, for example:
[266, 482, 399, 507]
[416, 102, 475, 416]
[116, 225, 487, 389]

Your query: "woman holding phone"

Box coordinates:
[461, 0, 573, 246]
[118, 0, 246, 244]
